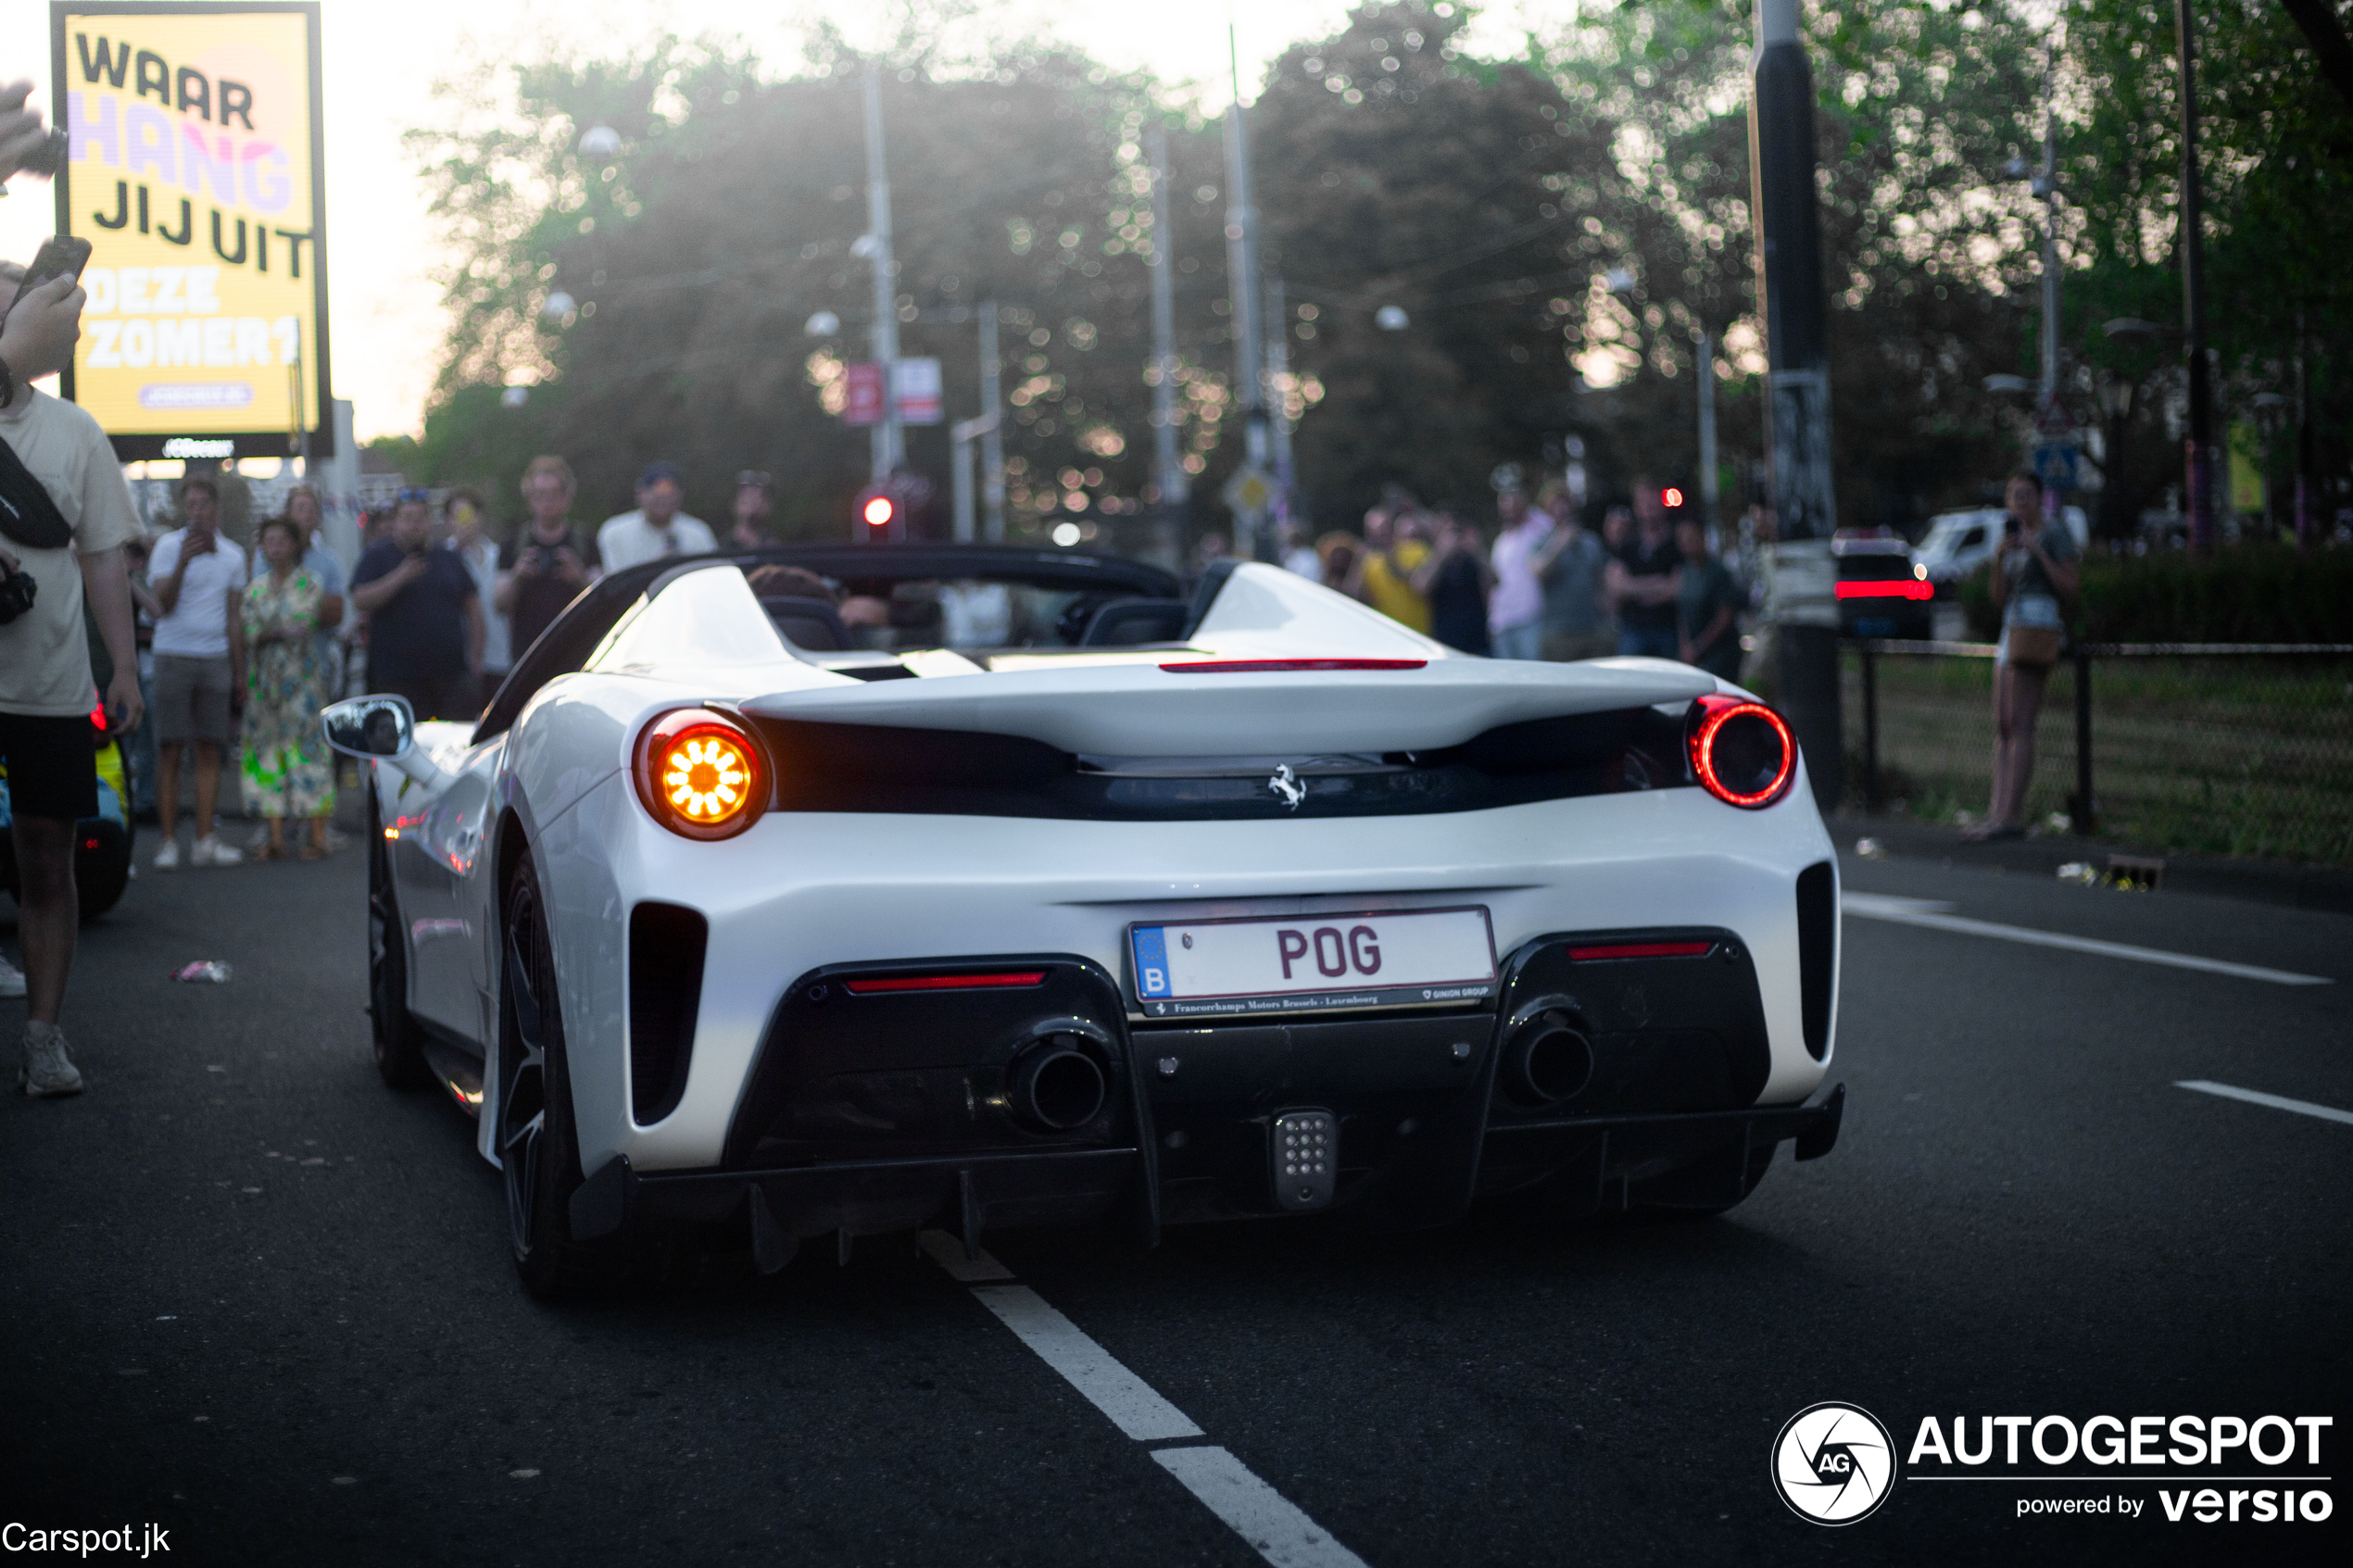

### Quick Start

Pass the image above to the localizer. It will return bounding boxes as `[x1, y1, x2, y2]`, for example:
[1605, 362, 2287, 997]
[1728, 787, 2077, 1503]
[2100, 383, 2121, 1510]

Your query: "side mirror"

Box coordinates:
[323, 695, 412, 759]
[321, 696, 449, 788]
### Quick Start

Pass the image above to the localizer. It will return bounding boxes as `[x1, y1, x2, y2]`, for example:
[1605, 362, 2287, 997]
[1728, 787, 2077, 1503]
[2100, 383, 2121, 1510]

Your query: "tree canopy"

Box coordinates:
[386, 0, 2351, 546]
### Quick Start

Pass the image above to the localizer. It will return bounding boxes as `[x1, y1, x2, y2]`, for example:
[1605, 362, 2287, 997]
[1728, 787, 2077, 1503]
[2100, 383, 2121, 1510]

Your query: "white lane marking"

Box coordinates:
[916, 1228, 1014, 1282]
[921, 1231, 1367, 1568]
[970, 1284, 1205, 1441]
[1153, 1445, 1372, 1568]
[2176, 1080, 2353, 1127]
[1842, 893, 2333, 985]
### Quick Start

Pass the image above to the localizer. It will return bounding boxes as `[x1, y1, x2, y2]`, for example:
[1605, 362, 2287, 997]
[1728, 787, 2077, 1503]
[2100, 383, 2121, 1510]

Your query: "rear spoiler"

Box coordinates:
[740, 658, 1717, 758]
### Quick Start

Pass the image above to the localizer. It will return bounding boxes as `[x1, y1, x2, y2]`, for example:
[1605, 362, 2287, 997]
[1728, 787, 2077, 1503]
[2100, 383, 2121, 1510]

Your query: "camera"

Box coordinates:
[0, 561, 36, 624]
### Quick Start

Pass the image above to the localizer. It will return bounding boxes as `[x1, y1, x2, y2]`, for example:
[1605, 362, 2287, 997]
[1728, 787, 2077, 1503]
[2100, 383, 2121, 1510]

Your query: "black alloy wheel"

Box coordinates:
[500, 854, 632, 1299]
[367, 779, 430, 1090]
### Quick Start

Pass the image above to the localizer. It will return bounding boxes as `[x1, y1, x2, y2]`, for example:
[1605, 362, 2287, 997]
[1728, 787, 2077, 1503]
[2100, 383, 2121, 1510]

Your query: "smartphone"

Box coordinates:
[6, 235, 92, 317]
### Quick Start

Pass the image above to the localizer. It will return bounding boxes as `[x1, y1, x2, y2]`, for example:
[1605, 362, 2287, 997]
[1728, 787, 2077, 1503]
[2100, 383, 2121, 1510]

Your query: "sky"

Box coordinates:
[4, 0, 1553, 443]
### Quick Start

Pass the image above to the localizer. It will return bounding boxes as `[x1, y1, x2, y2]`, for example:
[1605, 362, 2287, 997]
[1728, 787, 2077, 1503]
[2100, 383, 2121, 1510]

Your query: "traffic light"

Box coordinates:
[856, 486, 899, 544]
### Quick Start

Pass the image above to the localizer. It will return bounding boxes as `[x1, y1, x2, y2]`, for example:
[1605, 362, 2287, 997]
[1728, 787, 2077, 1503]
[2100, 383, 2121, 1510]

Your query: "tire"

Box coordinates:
[368, 779, 432, 1090]
[77, 836, 131, 922]
[500, 852, 635, 1300]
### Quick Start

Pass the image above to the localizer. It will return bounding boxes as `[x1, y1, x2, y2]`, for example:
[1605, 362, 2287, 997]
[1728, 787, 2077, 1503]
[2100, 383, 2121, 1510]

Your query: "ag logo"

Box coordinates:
[1771, 1402, 1895, 1524]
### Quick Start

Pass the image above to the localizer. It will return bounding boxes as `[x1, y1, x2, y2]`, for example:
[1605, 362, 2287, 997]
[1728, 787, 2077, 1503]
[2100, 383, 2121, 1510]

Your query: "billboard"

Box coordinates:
[49, 2, 332, 459]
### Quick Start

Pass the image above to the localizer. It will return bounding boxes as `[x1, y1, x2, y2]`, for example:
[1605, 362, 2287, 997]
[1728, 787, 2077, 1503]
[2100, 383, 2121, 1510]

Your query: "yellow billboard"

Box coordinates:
[49, 2, 331, 459]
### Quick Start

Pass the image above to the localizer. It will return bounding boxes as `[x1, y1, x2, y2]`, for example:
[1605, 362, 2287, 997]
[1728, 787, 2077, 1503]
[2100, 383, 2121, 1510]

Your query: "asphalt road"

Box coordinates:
[3, 836, 2348, 1566]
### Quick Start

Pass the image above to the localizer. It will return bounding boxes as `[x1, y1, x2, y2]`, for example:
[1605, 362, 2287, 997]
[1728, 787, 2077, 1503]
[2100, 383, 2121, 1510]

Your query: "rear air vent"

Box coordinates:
[1795, 861, 1836, 1060]
[629, 902, 708, 1124]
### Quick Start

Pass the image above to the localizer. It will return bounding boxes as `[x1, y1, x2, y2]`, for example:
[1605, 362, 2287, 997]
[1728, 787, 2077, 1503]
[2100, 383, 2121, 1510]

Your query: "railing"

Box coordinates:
[1844, 641, 2353, 867]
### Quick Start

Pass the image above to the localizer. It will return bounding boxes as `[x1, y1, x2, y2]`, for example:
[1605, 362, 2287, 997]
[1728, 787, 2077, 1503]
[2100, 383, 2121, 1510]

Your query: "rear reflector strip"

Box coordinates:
[1158, 659, 1428, 673]
[1567, 941, 1715, 961]
[1834, 580, 1932, 600]
[843, 972, 1048, 995]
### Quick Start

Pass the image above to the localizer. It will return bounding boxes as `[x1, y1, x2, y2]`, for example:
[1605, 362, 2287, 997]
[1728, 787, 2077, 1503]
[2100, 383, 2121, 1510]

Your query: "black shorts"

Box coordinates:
[0, 709, 99, 822]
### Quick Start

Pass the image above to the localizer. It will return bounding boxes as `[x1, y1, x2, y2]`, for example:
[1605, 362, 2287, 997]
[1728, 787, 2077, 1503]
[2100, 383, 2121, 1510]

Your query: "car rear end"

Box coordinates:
[545, 649, 1845, 1259]
[1833, 536, 1935, 640]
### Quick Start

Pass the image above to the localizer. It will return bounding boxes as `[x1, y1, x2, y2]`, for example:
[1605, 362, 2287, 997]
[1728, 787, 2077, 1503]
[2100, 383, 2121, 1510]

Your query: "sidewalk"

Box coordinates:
[1830, 811, 2353, 916]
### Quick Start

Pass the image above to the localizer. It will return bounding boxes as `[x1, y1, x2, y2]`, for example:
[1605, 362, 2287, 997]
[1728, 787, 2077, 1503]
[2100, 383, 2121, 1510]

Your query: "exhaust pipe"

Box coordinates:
[1504, 1010, 1594, 1106]
[1009, 1035, 1109, 1131]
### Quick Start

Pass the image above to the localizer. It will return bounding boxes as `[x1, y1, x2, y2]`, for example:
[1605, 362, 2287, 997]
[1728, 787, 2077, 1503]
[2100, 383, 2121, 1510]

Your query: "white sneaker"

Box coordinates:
[0, 955, 25, 998]
[20, 1020, 84, 1098]
[152, 837, 182, 872]
[191, 834, 244, 868]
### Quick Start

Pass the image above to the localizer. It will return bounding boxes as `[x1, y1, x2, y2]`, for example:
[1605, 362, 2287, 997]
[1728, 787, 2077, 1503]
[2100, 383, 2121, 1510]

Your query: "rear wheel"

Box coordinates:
[501, 854, 635, 1300]
[367, 779, 431, 1090]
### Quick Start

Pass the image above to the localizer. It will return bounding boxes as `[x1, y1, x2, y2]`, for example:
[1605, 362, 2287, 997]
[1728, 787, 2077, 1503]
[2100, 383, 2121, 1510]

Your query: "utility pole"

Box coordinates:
[1748, 0, 1843, 809]
[1263, 271, 1294, 505]
[1223, 31, 1270, 559]
[2036, 43, 2067, 523]
[861, 63, 903, 484]
[1147, 123, 1188, 514]
[2294, 307, 2312, 553]
[2174, 0, 2214, 552]
[2036, 56, 2060, 413]
[1695, 326, 1719, 536]
[979, 299, 1004, 542]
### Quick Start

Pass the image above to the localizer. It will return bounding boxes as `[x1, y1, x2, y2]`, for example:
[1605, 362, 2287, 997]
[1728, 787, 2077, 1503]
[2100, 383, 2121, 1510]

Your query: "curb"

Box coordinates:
[1831, 813, 2353, 917]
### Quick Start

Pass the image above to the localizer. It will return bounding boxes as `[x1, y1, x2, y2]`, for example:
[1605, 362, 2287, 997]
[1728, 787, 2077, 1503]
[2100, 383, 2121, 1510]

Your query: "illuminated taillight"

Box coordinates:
[635, 708, 770, 840]
[1687, 694, 1796, 809]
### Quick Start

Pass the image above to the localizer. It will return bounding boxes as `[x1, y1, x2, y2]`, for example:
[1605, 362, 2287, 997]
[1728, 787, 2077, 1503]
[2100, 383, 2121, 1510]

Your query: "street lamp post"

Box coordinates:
[1147, 124, 1189, 518]
[1748, 0, 1843, 809]
[2174, 0, 2216, 553]
[861, 63, 904, 485]
[2293, 307, 2313, 553]
[1695, 325, 1719, 535]
[1223, 32, 1271, 559]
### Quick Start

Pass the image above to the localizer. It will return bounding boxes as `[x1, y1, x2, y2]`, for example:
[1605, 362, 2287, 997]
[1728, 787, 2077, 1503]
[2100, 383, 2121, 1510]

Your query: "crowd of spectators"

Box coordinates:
[105, 453, 763, 873]
[1284, 472, 1755, 677]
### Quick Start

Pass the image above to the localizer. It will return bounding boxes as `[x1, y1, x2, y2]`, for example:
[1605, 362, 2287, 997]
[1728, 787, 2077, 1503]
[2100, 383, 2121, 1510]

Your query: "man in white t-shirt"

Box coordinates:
[597, 460, 714, 572]
[145, 473, 248, 870]
[0, 256, 145, 1098]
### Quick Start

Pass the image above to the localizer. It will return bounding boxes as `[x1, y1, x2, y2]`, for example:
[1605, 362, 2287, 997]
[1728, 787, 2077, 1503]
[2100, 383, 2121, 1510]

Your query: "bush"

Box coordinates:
[1960, 544, 2353, 644]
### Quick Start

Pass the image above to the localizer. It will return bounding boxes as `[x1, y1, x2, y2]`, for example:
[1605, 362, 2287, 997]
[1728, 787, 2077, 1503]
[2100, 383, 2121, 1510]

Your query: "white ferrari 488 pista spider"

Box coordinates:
[323, 546, 1843, 1298]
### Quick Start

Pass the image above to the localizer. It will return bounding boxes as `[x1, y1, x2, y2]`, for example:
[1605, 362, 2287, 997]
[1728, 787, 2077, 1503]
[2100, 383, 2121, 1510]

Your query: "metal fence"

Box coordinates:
[1843, 642, 2353, 867]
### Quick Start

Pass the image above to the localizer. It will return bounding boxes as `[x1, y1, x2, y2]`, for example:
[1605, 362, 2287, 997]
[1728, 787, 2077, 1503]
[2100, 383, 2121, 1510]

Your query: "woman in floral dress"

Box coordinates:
[239, 517, 335, 859]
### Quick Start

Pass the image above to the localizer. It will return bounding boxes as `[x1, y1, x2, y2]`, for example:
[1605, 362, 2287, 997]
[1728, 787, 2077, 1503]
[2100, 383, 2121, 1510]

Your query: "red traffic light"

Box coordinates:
[862, 495, 895, 527]
[1662, 486, 1686, 509]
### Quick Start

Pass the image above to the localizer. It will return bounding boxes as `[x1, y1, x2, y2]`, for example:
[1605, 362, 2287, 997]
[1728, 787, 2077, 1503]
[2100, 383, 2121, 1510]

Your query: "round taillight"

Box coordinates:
[1687, 695, 1796, 809]
[635, 709, 769, 840]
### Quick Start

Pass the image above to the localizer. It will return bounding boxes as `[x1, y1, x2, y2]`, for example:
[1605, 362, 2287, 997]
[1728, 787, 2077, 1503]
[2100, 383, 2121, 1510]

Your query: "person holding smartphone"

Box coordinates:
[1964, 470, 2081, 841]
[351, 488, 484, 721]
[0, 249, 145, 1096]
[495, 455, 599, 659]
[147, 474, 248, 870]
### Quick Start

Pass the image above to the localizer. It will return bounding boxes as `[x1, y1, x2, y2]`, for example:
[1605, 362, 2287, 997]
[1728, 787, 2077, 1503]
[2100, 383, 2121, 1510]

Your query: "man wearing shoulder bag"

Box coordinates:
[1965, 470, 2079, 842]
[0, 251, 146, 1096]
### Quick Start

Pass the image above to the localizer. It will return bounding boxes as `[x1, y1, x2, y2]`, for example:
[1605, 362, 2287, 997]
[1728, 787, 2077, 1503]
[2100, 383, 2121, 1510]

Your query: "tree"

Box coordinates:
[405, 31, 1241, 541]
[2063, 0, 2353, 537]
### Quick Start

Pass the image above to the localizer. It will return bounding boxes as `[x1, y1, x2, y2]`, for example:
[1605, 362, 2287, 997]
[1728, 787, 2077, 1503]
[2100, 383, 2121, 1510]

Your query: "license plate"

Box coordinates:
[1127, 907, 1497, 1019]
